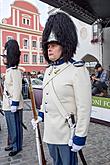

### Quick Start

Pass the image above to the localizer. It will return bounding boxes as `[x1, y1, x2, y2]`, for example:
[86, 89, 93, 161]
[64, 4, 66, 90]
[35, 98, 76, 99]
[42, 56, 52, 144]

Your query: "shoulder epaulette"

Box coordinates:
[12, 66, 17, 69]
[73, 60, 85, 67]
[46, 64, 51, 68]
[6, 66, 17, 72]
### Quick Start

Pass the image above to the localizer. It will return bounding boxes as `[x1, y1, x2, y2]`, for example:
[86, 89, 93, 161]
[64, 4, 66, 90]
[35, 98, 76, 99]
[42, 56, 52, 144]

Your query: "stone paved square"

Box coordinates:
[0, 100, 110, 165]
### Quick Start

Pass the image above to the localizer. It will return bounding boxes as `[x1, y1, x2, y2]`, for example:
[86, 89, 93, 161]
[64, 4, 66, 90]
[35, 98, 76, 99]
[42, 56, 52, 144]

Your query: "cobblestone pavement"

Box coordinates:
[0, 99, 110, 165]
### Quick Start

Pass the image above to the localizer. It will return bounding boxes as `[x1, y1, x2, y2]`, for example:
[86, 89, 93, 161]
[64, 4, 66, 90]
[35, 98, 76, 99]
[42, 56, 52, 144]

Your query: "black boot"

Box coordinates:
[9, 150, 19, 156]
[5, 146, 13, 151]
[9, 149, 22, 156]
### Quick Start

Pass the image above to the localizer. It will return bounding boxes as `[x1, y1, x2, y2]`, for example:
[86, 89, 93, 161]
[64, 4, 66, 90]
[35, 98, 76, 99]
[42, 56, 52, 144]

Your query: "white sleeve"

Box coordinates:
[73, 66, 92, 137]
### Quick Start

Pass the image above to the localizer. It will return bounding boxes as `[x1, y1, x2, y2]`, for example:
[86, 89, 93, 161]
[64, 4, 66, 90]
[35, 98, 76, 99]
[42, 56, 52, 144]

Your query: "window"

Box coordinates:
[40, 55, 44, 63]
[23, 18, 25, 24]
[27, 19, 29, 25]
[7, 36, 13, 41]
[91, 21, 103, 44]
[24, 54, 29, 63]
[32, 55, 37, 63]
[22, 18, 30, 25]
[92, 24, 98, 39]
[23, 39, 28, 49]
[32, 41, 37, 48]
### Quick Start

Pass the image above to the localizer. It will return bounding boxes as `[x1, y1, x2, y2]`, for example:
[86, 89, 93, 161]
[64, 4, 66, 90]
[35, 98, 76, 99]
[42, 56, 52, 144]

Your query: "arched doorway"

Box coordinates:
[82, 54, 99, 75]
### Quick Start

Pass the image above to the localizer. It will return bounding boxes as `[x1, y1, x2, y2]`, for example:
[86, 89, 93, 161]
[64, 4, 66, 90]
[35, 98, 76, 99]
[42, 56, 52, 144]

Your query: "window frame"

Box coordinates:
[40, 55, 44, 64]
[22, 17, 30, 26]
[32, 54, 37, 63]
[23, 39, 29, 49]
[23, 54, 29, 63]
[32, 40, 37, 48]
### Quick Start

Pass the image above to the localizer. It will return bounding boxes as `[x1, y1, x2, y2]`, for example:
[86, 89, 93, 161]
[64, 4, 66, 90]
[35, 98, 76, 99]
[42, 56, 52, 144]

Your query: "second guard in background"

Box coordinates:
[1, 39, 24, 156]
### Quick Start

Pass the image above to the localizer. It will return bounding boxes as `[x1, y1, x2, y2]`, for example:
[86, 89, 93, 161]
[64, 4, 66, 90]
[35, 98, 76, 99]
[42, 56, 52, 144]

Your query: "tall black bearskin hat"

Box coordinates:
[4, 39, 21, 67]
[42, 12, 78, 63]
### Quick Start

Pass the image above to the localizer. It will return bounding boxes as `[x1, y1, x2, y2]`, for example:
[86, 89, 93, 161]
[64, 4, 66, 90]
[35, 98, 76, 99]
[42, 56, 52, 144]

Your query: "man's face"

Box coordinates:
[95, 67, 102, 73]
[97, 67, 102, 72]
[47, 42, 63, 61]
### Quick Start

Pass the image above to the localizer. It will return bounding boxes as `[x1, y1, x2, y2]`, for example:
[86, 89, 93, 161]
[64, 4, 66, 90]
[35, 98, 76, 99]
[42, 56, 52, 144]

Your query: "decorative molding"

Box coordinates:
[17, 10, 20, 27]
[0, 24, 42, 35]
[13, 9, 15, 26]
[22, 14, 31, 18]
[80, 27, 87, 39]
[11, 6, 39, 16]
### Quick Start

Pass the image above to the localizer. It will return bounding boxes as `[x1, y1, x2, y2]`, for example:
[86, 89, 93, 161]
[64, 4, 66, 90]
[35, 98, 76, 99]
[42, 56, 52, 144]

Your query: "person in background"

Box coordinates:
[37, 71, 44, 81]
[0, 78, 3, 131]
[31, 71, 37, 78]
[31, 12, 91, 165]
[90, 74, 96, 88]
[0, 78, 3, 100]
[0, 39, 23, 156]
[92, 63, 109, 97]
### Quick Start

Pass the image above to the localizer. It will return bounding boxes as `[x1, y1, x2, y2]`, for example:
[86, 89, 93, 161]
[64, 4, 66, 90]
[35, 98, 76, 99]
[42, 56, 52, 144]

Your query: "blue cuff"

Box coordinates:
[12, 101, 19, 106]
[38, 111, 44, 122]
[73, 135, 86, 146]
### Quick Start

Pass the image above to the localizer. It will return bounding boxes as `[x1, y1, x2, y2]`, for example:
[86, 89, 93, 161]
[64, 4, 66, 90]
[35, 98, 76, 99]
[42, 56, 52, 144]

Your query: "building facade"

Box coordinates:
[0, 0, 47, 74]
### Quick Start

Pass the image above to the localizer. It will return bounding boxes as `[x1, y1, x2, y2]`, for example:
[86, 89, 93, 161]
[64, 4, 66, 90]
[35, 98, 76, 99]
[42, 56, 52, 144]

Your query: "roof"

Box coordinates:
[40, 0, 110, 27]
[12, 0, 39, 14]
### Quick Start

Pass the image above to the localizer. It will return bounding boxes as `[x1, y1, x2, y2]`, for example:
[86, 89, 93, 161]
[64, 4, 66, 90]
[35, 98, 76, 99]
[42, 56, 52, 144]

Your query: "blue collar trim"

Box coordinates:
[51, 58, 65, 66]
[50, 58, 75, 66]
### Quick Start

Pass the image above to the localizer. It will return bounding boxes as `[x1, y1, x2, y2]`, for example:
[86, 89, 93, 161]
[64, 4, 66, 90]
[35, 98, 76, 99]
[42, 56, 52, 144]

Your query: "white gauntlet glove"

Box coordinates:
[11, 106, 17, 113]
[31, 117, 42, 130]
[71, 143, 84, 152]
[71, 135, 86, 152]
[10, 101, 19, 113]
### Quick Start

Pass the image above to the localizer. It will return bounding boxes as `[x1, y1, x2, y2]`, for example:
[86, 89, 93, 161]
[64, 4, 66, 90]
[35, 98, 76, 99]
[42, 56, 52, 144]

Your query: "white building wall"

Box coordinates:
[71, 17, 100, 61]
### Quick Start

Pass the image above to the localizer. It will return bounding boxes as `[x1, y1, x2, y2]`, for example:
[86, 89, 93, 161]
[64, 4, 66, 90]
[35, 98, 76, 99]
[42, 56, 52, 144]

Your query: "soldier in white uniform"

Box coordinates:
[32, 12, 92, 165]
[1, 40, 23, 156]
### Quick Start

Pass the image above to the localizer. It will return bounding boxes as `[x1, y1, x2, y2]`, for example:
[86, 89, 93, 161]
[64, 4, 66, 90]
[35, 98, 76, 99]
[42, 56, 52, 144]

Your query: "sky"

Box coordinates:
[0, 0, 49, 26]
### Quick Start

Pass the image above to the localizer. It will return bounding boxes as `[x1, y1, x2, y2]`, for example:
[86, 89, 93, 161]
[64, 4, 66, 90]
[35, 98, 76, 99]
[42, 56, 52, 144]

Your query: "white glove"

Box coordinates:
[31, 117, 42, 130]
[11, 106, 17, 113]
[71, 143, 84, 152]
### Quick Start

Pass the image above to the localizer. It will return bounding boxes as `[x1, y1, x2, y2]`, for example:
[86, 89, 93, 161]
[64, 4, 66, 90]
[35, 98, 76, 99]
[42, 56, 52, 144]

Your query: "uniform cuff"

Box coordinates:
[38, 111, 44, 122]
[12, 101, 19, 106]
[73, 135, 86, 146]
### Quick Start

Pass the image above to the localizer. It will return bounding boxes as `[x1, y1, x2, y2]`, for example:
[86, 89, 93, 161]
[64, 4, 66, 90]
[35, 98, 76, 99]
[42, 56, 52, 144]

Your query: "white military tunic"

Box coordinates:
[2, 67, 23, 111]
[41, 61, 92, 144]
